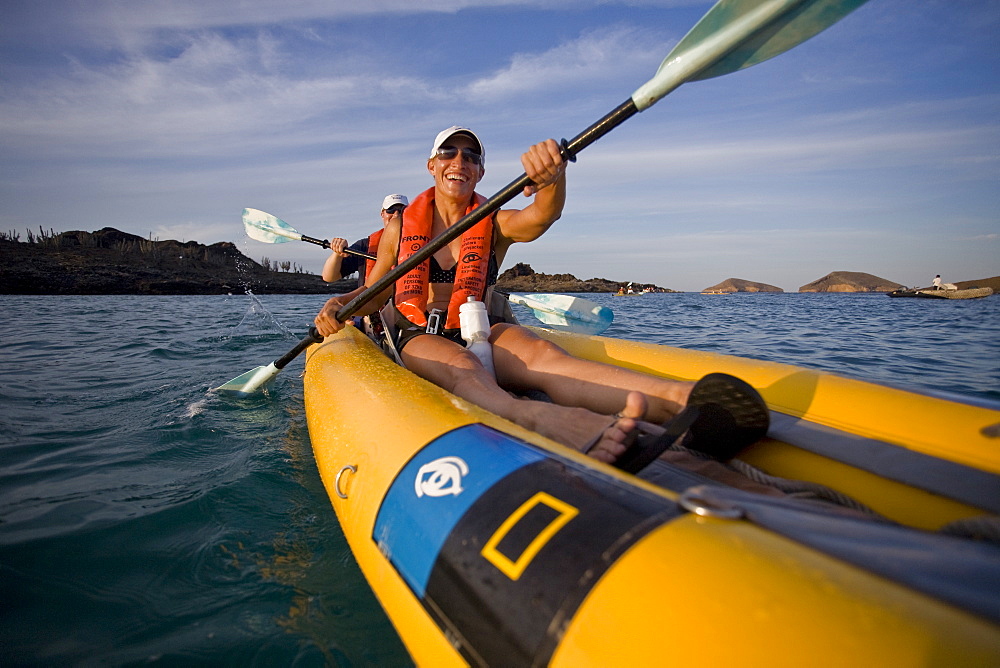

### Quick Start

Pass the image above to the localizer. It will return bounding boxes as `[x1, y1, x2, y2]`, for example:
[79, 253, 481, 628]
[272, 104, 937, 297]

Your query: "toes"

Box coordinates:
[585, 415, 636, 462]
[581, 393, 649, 464]
[621, 391, 648, 420]
[588, 437, 628, 463]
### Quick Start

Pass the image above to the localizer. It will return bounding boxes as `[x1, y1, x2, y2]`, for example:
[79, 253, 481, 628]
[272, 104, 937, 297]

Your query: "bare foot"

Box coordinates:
[584, 391, 648, 464]
[509, 391, 649, 461]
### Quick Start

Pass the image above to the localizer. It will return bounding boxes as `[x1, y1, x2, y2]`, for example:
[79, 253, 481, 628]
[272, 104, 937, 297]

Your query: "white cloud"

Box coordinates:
[0, 30, 438, 160]
[4, 0, 706, 46]
[467, 25, 664, 100]
[0, 11, 689, 163]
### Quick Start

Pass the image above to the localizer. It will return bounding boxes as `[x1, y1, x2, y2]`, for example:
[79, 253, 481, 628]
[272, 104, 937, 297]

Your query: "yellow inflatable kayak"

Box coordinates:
[303, 326, 1000, 666]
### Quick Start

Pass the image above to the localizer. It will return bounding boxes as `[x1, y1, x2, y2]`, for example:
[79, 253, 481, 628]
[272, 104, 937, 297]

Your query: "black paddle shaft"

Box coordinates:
[336, 98, 640, 321]
[274, 327, 324, 370]
[299, 234, 376, 261]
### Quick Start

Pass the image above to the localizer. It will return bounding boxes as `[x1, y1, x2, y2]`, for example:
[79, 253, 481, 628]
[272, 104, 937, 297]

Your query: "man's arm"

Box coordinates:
[322, 238, 369, 282]
[494, 139, 567, 256]
[321, 238, 350, 282]
[314, 222, 400, 336]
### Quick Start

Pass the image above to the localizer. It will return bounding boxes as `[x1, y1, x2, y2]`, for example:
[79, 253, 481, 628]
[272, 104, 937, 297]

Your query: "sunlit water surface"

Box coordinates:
[1, 292, 997, 665]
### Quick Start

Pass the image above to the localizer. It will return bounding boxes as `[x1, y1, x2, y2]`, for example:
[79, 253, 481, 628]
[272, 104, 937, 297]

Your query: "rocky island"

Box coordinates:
[701, 278, 783, 293]
[0, 227, 342, 295]
[798, 271, 903, 293]
[495, 263, 675, 294]
[0, 228, 672, 295]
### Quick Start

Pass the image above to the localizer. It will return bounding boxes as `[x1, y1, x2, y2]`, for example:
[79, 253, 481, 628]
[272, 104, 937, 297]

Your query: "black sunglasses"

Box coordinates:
[435, 145, 483, 166]
[384, 204, 405, 214]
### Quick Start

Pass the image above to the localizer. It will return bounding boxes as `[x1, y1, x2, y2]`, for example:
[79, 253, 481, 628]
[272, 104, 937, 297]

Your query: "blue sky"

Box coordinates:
[1, 0, 997, 292]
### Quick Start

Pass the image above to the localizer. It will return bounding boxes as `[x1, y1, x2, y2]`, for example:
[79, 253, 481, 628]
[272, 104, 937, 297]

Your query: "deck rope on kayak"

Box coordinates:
[661, 439, 884, 516]
[725, 457, 883, 516]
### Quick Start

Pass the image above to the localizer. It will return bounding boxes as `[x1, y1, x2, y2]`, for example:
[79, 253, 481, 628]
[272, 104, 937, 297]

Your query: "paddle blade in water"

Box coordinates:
[632, 0, 869, 110]
[215, 362, 280, 396]
[509, 294, 614, 336]
[243, 208, 303, 244]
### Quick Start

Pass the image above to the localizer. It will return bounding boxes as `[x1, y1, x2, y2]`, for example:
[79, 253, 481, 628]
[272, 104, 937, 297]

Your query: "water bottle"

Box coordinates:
[459, 297, 495, 378]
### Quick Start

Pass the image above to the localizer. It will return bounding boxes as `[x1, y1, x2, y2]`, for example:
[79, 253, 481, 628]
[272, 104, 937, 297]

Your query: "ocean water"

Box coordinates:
[1, 292, 998, 666]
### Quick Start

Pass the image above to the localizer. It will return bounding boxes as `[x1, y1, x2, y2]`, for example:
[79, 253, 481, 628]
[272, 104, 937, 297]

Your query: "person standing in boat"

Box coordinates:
[322, 194, 409, 288]
[932, 274, 943, 290]
[313, 127, 767, 464]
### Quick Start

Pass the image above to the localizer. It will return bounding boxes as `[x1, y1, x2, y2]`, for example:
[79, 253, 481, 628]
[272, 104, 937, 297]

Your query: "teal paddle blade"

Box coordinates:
[243, 208, 303, 244]
[632, 0, 870, 109]
[684, 0, 870, 82]
[215, 362, 280, 396]
[509, 294, 614, 335]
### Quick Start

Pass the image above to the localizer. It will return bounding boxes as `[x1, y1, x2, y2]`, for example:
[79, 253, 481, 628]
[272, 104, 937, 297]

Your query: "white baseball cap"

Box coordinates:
[381, 194, 408, 210]
[429, 126, 485, 165]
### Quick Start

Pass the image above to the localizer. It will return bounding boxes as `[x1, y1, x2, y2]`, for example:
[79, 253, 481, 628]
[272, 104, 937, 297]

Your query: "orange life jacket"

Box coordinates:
[394, 186, 493, 330]
[364, 229, 383, 282]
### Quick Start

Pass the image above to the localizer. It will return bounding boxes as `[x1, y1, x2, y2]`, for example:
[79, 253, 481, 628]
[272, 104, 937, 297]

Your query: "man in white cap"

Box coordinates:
[322, 193, 409, 287]
[314, 128, 768, 466]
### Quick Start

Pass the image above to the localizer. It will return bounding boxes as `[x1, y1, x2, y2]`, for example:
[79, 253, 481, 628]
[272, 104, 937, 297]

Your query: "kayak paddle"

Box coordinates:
[216, 328, 323, 396]
[218, 0, 868, 395]
[507, 293, 614, 336]
[243, 208, 376, 261]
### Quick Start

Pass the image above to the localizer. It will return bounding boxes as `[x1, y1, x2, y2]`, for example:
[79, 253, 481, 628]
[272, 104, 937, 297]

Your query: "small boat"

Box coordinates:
[303, 325, 1000, 666]
[888, 286, 994, 300]
[700, 290, 731, 295]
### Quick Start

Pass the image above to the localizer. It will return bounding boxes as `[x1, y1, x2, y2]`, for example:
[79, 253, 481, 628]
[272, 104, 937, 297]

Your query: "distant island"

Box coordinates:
[1, 228, 995, 296]
[0, 228, 670, 295]
[797, 271, 999, 293]
[703, 271, 998, 294]
[700, 272, 902, 293]
[495, 263, 676, 294]
[798, 271, 903, 293]
[702, 278, 783, 293]
[0, 227, 338, 295]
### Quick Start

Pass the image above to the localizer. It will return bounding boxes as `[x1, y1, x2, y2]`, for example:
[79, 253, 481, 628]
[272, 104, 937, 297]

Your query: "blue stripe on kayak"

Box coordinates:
[373, 423, 547, 598]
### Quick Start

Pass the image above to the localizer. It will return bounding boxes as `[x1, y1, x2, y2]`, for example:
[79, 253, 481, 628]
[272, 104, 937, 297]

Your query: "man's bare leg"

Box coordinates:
[400, 334, 643, 455]
[490, 323, 693, 423]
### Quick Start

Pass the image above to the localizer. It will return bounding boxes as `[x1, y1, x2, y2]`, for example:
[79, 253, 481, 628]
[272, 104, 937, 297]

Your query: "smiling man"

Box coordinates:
[313, 127, 765, 463]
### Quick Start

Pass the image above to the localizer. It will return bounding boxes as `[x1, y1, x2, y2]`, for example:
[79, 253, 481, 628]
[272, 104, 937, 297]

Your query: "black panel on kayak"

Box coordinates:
[423, 456, 681, 666]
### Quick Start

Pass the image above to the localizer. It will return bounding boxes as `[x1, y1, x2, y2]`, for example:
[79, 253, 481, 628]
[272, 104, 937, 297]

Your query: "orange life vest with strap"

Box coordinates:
[394, 186, 493, 330]
[363, 229, 383, 283]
